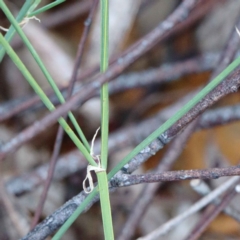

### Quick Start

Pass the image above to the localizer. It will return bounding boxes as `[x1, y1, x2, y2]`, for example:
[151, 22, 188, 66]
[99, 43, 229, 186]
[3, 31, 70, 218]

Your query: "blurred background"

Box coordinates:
[1, 0, 240, 239]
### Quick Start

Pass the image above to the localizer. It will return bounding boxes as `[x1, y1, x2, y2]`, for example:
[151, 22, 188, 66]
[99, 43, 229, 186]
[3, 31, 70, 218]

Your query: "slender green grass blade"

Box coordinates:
[97, 172, 114, 239]
[100, 0, 109, 170]
[98, 0, 114, 238]
[97, 0, 114, 240]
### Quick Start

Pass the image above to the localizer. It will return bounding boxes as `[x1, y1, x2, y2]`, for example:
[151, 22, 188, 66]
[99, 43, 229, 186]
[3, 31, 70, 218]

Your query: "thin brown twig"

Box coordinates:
[20, 176, 240, 240]
[138, 176, 240, 240]
[30, 0, 99, 229]
[112, 166, 240, 187]
[0, 52, 219, 122]
[185, 187, 238, 240]
[198, 104, 240, 129]
[116, 167, 240, 240]
[109, 53, 219, 93]
[190, 179, 240, 222]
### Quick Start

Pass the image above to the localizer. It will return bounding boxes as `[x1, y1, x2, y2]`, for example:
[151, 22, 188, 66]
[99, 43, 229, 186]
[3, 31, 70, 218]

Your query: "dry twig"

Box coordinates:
[138, 176, 240, 240]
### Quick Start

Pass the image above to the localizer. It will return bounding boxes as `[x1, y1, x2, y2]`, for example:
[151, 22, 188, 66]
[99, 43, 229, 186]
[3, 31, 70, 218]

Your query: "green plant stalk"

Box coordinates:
[97, 172, 114, 239]
[100, 0, 109, 169]
[28, 0, 65, 17]
[98, 0, 114, 238]
[53, 0, 113, 238]
[100, 83, 109, 169]
[54, 54, 240, 236]
[0, 32, 96, 167]
[0, 0, 34, 61]
[52, 171, 114, 240]
[0, 0, 90, 152]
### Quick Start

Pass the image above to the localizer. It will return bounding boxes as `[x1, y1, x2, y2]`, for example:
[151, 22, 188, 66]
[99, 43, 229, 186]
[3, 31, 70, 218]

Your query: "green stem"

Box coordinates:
[97, 171, 114, 239]
[53, 170, 114, 240]
[99, 0, 114, 239]
[100, 83, 109, 169]
[53, 0, 113, 238]
[100, 0, 109, 170]
[0, 0, 90, 152]
[0, 33, 96, 167]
